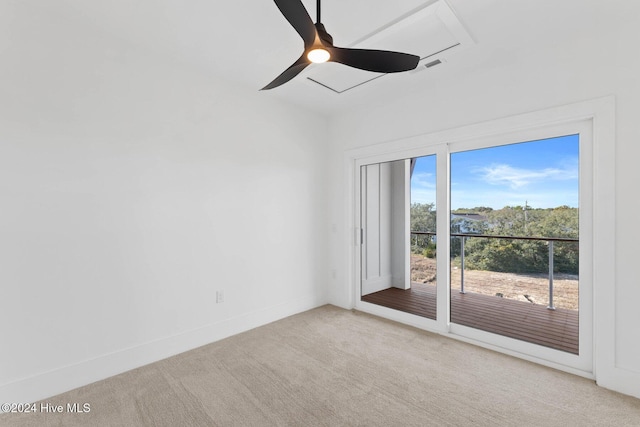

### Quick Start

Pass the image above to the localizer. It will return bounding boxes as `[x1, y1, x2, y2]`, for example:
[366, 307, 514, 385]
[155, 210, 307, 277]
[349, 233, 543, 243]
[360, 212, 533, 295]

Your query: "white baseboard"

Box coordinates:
[0, 293, 325, 404]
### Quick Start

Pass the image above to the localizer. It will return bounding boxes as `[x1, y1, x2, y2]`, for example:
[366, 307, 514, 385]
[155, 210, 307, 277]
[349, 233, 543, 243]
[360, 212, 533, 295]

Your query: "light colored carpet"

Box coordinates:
[2, 305, 639, 426]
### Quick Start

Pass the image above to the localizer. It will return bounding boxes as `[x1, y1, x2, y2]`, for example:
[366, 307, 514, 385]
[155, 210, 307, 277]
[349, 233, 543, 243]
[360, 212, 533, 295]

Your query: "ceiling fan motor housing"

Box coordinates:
[315, 23, 333, 46]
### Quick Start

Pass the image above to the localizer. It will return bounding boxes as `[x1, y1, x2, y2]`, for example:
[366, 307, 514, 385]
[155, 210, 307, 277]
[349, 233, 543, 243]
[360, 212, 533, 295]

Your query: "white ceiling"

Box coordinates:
[304, 0, 474, 94]
[0, 0, 629, 116]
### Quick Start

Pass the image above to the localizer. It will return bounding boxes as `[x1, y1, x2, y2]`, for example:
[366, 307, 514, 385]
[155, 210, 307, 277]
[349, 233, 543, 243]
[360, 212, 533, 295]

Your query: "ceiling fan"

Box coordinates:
[262, 0, 420, 90]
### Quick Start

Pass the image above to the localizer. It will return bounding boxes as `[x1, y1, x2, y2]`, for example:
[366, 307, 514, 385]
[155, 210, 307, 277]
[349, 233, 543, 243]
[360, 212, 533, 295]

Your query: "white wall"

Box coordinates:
[361, 163, 392, 295]
[326, 0, 640, 398]
[0, 14, 328, 402]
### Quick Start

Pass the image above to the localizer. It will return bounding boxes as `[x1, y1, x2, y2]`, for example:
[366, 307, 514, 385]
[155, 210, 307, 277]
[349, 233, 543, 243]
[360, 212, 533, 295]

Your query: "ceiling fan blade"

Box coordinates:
[273, 0, 317, 48]
[328, 47, 420, 73]
[261, 54, 311, 90]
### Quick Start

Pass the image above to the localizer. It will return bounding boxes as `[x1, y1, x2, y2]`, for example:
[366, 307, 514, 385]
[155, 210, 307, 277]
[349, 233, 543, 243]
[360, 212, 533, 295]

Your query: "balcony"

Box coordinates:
[361, 232, 579, 354]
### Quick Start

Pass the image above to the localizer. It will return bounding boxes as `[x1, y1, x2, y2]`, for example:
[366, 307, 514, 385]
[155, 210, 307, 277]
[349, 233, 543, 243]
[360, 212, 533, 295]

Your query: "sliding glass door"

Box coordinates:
[449, 135, 580, 354]
[356, 120, 593, 372]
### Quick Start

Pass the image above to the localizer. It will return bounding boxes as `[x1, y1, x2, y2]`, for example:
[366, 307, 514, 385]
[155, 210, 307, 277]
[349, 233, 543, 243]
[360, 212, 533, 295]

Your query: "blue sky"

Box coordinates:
[411, 134, 579, 210]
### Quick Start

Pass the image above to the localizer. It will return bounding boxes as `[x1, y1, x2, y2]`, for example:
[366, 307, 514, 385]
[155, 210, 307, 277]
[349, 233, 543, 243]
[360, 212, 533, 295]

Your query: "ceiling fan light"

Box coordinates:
[307, 48, 330, 63]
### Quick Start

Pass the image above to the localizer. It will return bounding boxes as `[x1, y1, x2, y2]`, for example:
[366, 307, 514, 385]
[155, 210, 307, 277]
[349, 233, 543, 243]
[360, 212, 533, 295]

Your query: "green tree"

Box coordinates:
[411, 203, 436, 232]
[411, 203, 436, 255]
[461, 205, 579, 274]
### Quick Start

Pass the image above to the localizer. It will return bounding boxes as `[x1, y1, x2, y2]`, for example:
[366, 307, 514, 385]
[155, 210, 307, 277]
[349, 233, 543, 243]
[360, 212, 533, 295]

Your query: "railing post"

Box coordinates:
[547, 240, 555, 310]
[460, 236, 466, 294]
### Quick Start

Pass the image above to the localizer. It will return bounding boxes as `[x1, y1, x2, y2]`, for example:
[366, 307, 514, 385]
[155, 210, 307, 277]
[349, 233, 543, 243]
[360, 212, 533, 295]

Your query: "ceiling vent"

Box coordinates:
[424, 59, 443, 68]
[304, 0, 474, 94]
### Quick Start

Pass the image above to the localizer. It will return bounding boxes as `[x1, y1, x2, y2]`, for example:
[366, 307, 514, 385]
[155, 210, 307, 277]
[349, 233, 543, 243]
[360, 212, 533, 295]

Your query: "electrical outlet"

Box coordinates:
[216, 290, 224, 304]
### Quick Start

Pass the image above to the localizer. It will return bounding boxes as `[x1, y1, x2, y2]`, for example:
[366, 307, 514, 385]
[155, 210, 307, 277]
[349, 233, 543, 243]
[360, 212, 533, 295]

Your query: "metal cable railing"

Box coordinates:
[410, 231, 579, 310]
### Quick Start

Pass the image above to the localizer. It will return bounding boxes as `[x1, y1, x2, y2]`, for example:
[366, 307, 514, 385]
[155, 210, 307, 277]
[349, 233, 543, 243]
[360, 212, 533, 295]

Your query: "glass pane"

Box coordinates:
[359, 155, 437, 320]
[410, 155, 437, 320]
[449, 135, 579, 354]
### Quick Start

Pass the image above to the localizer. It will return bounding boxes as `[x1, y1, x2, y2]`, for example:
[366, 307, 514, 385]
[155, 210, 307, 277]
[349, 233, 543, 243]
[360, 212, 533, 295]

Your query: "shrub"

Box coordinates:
[423, 247, 436, 258]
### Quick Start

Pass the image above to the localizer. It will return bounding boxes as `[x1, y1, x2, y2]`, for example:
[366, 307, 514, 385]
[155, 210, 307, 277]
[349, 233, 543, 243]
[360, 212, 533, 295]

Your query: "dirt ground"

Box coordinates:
[411, 254, 579, 310]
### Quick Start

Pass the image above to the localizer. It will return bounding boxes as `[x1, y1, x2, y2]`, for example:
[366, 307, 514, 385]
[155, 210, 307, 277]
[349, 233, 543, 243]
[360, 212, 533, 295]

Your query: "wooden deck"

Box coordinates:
[361, 282, 578, 354]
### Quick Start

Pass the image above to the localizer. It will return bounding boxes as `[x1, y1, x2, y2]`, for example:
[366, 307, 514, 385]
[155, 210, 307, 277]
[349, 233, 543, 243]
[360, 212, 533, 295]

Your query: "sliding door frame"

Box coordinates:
[347, 97, 615, 380]
[354, 145, 446, 332]
[445, 120, 593, 373]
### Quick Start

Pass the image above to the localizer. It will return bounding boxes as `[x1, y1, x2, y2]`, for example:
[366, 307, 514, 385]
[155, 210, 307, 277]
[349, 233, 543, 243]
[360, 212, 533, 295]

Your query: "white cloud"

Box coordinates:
[477, 162, 577, 189]
[412, 172, 436, 188]
[411, 172, 436, 204]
